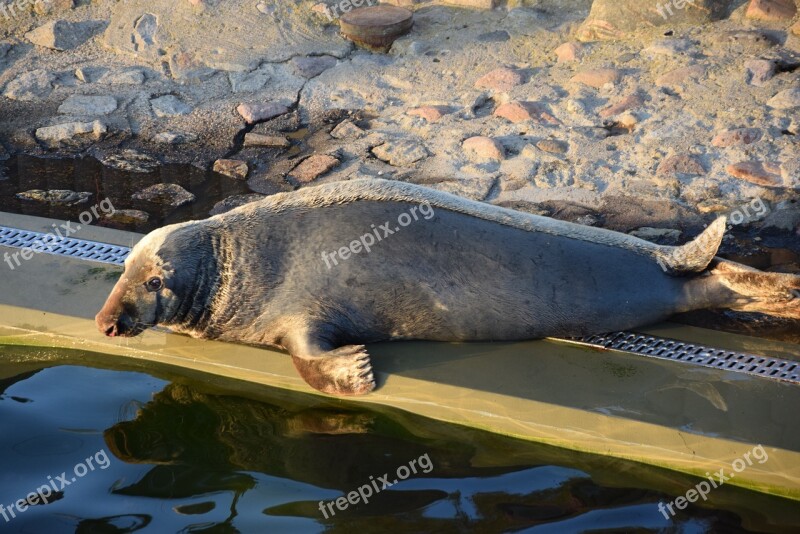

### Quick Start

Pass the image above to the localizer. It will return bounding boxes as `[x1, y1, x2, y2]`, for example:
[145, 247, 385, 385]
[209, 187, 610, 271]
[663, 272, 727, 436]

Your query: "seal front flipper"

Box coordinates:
[285, 336, 376, 396]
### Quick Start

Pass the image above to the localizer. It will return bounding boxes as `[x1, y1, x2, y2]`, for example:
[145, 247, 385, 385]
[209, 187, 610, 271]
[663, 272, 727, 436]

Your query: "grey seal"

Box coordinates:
[96, 179, 800, 396]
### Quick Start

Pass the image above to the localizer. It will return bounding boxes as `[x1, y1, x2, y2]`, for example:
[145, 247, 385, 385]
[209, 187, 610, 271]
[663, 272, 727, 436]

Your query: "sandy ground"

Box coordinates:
[0, 0, 798, 239]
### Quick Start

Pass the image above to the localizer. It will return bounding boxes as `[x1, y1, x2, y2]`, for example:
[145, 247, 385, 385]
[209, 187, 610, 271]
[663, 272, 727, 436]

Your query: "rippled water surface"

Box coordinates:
[0, 346, 797, 533]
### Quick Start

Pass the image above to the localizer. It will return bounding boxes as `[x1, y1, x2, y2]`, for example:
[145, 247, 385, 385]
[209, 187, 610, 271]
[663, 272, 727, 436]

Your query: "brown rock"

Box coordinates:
[570, 68, 621, 88]
[726, 161, 783, 187]
[554, 42, 584, 63]
[745, 0, 797, 21]
[213, 159, 249, 180]
[657, 154, 705, 176]
[474, 67, 524, 92]
[494, 101, 560, 125]
[711, 128, 762, 147]
[599, 93, 644, 118]
[463, 136, 505, 162]
[408, 105, 451, 122]
[340, 6, 413, 50]
[289, 154, 340, 183]
[655, 65, 705, 86]
[243, 133, 291, 148]
[237, 102, 290, 124]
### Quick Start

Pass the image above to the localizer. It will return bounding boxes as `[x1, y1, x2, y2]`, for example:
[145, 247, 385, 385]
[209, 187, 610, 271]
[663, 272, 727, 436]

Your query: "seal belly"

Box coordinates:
[267, 201, 687, 343]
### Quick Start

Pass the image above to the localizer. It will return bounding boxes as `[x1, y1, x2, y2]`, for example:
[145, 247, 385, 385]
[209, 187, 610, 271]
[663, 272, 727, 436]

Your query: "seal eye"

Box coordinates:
[145, 277, 163, 292]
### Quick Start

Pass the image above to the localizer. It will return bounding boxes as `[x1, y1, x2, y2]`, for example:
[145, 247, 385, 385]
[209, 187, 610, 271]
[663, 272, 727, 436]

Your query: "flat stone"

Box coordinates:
[655, 65, 706, 86]
[150, 95, 192, 117]
[290, 55, 337, 78]
[35, 120, 107, 144]
[767, 87, 800, 109]
[101, 150, 160, 173]
[570, 68, 621, 88]
[25, 20, 104, 51]
[58, 95, 117, 115]
[98, 69, 145, 85]
[726, 161, 783, 187]
[494, 101, 559, 125]
[599, 93, 644, 118]
[474, 67, 524, 92]
[745, 0, 797, 21]
[330, 120, 365, 139]
[289, 154, 340, 183]
[711, 128, 762, 147]
[237, 102, 290, 124]
[243, 133, 291, 148]
[629, 227, 682, 244]
[657, 154, 705, 176]
[340, 6, 413, 49]
[16, 189, 91, 206]
[132, 183, 195, 207]
[104, 209, 150, 224]
[554, 42, 583, 63]
[644, 38, 695, 56]
[442, 0, 496, 8]
[463, 136, 504, 162]
[372, 140, 429, 166]
[536, 139, 568, 154]
[210, 194, 265, 216]
[153, 131, 198, 144]
[408, 105, 452, 122]
[213, 159, 249, 180]
[3, 70, 55, 101]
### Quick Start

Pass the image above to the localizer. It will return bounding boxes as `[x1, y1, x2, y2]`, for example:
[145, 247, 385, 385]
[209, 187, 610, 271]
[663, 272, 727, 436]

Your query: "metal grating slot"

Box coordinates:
[1, 224, 797, 386]
[569, 332, 800, 385]
[0, 225, 130, 266]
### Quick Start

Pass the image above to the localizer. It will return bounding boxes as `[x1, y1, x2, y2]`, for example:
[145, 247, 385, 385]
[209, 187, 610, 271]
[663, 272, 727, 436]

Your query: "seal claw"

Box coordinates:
[291, 345, 376, 396]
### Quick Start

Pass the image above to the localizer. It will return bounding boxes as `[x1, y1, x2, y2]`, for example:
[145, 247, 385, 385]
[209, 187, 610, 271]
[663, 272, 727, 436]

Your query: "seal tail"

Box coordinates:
[705, 258, 800, 319]
[656, 217, 727, 276]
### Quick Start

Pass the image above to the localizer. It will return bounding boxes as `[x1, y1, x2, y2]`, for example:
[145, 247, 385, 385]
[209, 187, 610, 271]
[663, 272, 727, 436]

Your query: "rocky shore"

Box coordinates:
[0, 0, 798, 241]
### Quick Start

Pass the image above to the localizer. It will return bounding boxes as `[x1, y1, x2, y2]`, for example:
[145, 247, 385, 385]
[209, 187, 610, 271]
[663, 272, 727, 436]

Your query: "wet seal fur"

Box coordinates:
[97, 179, 800, 396]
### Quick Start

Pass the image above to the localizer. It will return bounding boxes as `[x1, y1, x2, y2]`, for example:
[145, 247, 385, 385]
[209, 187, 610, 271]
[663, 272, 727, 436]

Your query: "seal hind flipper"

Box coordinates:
[655, 217, 727, 276]
[705, 258, 800, 319]
[290, 345, 376, 396]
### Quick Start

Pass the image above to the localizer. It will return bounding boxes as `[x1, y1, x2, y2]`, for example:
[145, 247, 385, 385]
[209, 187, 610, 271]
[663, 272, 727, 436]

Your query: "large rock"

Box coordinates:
[577, 0, 732, 41]
[16, 190, 91, 206]
[3, 70, 55, 101]
[132, 183, 195, 207]
[58, 95, 118, 115]
[25, 20, 105, 50]
[150, 95, 192, 117]
[35, 121, 107, 144]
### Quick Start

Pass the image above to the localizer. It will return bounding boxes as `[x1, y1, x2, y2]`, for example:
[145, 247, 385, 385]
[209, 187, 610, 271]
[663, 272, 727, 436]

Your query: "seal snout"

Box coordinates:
[96, 310, 121, 337]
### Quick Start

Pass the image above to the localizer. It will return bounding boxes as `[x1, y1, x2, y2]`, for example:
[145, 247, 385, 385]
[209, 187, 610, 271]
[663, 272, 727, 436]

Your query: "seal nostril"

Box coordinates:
[104, 324, 117, 337]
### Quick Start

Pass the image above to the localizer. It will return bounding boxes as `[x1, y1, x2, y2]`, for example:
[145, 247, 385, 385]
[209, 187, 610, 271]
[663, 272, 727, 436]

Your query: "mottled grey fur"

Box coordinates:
[96, 179, 800, 396]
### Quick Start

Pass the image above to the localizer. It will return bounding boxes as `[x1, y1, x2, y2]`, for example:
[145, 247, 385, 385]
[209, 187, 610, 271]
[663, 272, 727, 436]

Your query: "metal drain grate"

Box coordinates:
[0, 225, 130, 266]
[568, 331, 800, 385]
[2, 224, 797, 385]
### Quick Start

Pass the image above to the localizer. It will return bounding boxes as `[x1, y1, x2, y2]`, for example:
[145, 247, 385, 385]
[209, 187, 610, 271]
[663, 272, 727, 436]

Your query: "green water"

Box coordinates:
[0, 346, 797, 533]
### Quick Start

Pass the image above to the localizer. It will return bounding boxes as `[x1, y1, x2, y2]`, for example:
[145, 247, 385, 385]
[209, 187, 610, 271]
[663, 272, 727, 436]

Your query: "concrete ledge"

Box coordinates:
[1, 212, 799, 500]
